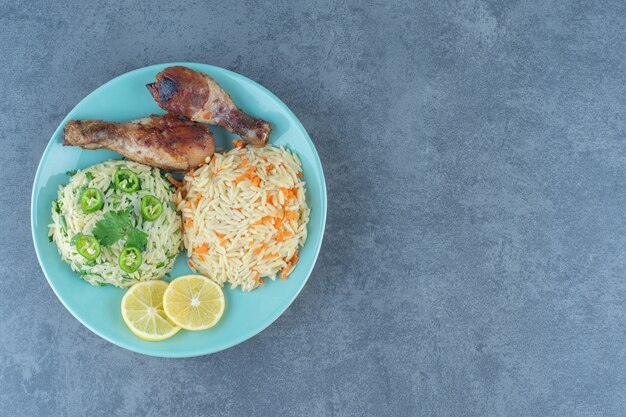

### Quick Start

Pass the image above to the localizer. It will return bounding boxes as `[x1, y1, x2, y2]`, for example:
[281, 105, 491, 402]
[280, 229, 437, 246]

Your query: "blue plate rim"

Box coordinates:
[30, 62, 327, 357]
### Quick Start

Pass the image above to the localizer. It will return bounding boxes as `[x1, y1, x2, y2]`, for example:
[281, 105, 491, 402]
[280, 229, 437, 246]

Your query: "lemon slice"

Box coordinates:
[163, 274, 225, 331]
[121, 280, 181, 341]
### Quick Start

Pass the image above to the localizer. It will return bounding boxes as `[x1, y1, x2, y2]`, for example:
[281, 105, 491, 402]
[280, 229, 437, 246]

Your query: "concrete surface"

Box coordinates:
[1, 1, 625, 416]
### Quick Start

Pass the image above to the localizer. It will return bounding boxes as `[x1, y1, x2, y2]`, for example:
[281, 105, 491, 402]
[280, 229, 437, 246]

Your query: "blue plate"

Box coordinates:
[31, 63, 327, 357]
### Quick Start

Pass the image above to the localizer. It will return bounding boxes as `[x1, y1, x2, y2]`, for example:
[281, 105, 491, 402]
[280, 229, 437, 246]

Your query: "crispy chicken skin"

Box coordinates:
[146, 66, 272, 147]
[63, 114, 215, 171]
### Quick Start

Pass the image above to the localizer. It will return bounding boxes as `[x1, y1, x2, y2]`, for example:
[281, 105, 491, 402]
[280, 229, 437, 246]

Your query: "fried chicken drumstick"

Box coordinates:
[146, 66, 272, 147]
[63, 114, 215, 171]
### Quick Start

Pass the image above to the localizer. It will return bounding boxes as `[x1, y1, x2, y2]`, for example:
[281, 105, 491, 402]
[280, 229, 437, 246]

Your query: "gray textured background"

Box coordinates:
[1, 1, 625, 416]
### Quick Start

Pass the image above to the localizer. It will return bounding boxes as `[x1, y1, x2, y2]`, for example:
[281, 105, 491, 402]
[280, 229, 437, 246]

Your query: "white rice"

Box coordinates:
[49, 160, 182, 287]
[182, 145, 310, 291]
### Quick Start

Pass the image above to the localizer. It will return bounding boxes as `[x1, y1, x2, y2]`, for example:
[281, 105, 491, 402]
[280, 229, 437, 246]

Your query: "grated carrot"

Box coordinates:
[262, 253, 277, 260]
[250, 176, 261, 187]
[194, 242, 209, 255]
[285, 211, 298, 221]
[234, 174, 247, 184]
[215, 232, 226, 239]
[188, 260, 194, 269]
[167, 175, 183, 189]
[233, 139, 246, 148]
[184, 200, 193, 209]
[188, 169, 195, 177]
[252, 216, 272, 226]
[280, 187, 293, 201]
[265, 164, 272, 172]
[280, 251, 299, 280]
[185, 218, 193, 228]
[297, 172, 302, 178]
[280, 266, 292, 280]
[252, 271, 264, 286]
[234, 166, 257, 184]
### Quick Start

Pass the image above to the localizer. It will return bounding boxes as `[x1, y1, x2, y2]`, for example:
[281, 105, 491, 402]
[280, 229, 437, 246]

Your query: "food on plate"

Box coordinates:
[63, 114, 215, 171]
[163, 275, 225, 330]
[180, 144, 309, 291]
[147, 66, 272, 147]
[40, 63, 321, 347]
[121, 280, 181, 341]
[49, 160, 182, 287]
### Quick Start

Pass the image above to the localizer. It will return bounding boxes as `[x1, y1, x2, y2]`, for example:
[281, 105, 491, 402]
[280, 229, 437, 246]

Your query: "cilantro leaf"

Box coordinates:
[85, 172, 94, 181]
[66, 170, 77, 177]
[93, 209, 131, 246]
[125, 227, 148, 251]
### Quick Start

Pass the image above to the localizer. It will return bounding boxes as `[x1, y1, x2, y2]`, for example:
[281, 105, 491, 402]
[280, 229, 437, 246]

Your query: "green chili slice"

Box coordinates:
[141, 195, 163, 221]
[76, 235, 101, 260]
[80, 188, 104, 213]
[114, 169, 140, 193]
[119, 246, 142, 273]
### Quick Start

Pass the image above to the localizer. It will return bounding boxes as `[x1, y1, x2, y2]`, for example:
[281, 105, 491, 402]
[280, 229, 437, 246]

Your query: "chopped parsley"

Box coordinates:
[85, 172, 94, 181]
[105, 181, 117, 193]
[66, 170, 77, 177]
